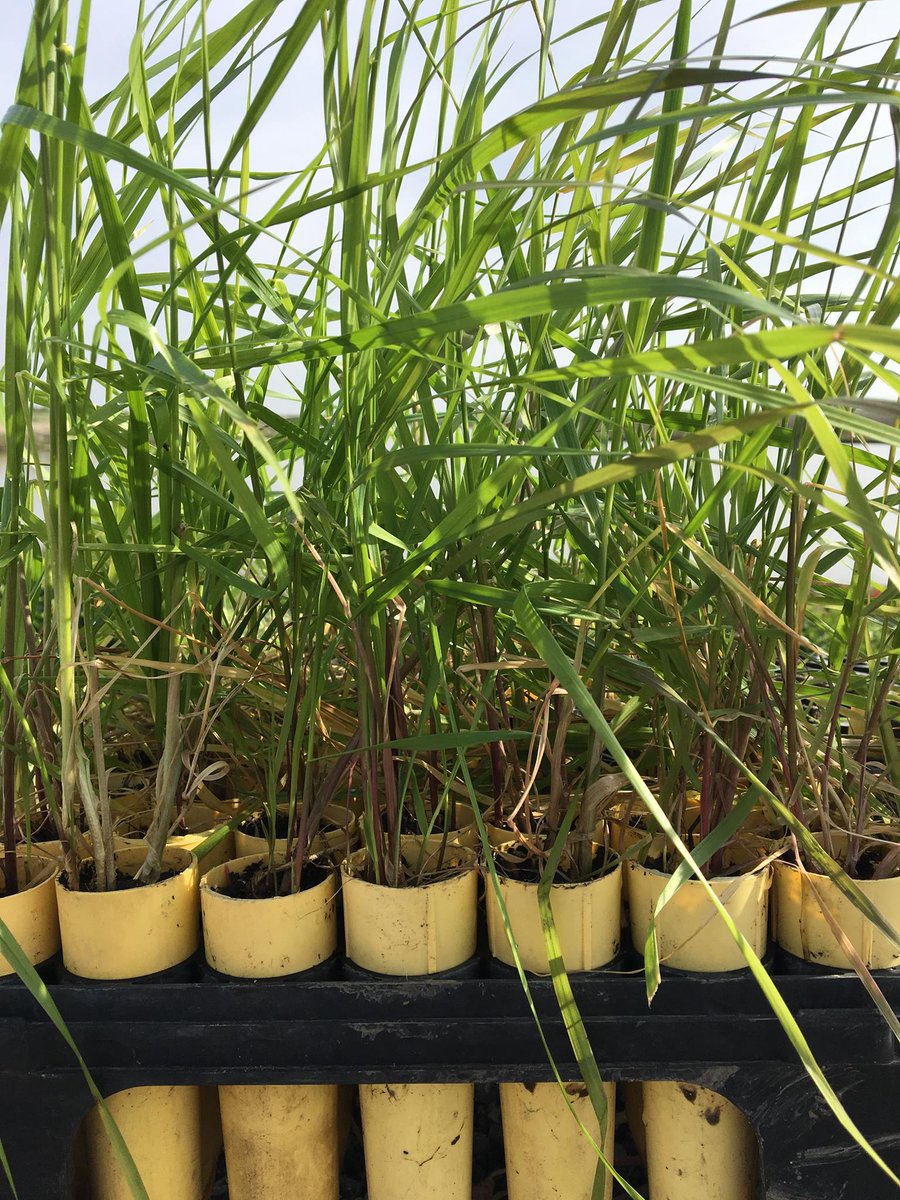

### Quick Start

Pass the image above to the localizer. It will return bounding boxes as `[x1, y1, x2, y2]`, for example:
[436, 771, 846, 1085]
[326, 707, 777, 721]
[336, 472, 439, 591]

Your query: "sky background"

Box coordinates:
[0, 1, 895, 294]
[0, 1, 896, 579]
[1, 1, 894, 212]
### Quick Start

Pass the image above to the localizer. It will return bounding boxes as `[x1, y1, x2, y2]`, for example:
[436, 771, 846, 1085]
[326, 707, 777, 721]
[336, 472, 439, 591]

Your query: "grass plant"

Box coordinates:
[0, 0, 898, 1193]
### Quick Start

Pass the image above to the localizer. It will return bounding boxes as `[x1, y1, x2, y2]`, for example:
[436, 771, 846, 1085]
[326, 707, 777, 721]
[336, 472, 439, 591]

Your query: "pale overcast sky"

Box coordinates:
[0, 1, 894, 332]
[0, 2, 896, 580]
[0, 2, 895, 340]
[1, 1, 894, 177]
[0, 1, 894, 341]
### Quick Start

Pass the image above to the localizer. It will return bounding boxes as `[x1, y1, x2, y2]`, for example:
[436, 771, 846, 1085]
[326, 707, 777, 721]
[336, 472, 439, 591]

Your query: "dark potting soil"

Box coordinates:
[854, 844, 899, 880]
[495, 842, 616, 886]
[239, 811, 293, 839]
[239, 811, 342, 841]
[795, 841, 900, 881]
[59, 864, 177, 892]
[353, 850, 471, 887]
[643, 854, 745, 879]
[208, 1083, 648, 1199]
[214, 858, 331, 900]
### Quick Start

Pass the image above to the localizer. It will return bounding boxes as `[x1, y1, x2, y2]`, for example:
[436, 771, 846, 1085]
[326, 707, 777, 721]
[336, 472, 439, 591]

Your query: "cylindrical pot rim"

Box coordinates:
[341, 836, 477, 890]
[2, 852, 59, 889]
[486, 841, 623, 974]
[342, 836, 478, 975]
[774, 828, 900, 880]
[238, 799, 358, 826]
[0, 853, 61, 976]
[201, 851, 334, 904]
[629, 857, 772, 884]
[55, 846, 200, 980]
[489, 840, 621, 891]
[56, 844, 197, 893]
[626, 842, 772, 972]
[201, 852, 337, 978]
[114, 803, 225, 839]
[771, 831, 900, 969]
[627, 832, 773, 883]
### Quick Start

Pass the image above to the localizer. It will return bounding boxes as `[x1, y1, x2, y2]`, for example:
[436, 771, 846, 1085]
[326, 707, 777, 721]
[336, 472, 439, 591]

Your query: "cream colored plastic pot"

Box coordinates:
[773, 833, 900, 969]
[418, 801, 479, 852]
[642, 1081, 758, 1200]
[342, 838, 478, 975]
[233, 802, 358, 860]
[119, 805, 235, 872]
[343, 838, 477, 1200]
[57, 847, 204, 1200]
[626, 842, 764, 1200]
[25, 829, 129, 867]
[501, 1080, 615, 1200]
[201, 853, 337, 977]
[626, 842, 771, 972]
[56, 846, 200, 980]
[485, 846, 620, 1200]
[216, 1086, 337, 1200]
[83, 1085, 208, 1200]
[0, 854, 60, 976]
[202, 852, 339, 1200]
[485, 850, 622, 973]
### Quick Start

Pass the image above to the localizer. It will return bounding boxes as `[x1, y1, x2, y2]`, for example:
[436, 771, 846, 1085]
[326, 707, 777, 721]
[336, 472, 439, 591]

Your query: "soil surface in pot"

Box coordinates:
[796, 843, 900, 881]
[214, 858, 331, 900]
[855, 844, 899, 879]
[59, 864, 177, 892]
[239, 811, 343, 840]
[494, 842, 615, 885]
[353, 849, 471, 887]
[399, 804, 472, 835]
[643, 853, 748, 879]
[209, 1084, 648, 1199]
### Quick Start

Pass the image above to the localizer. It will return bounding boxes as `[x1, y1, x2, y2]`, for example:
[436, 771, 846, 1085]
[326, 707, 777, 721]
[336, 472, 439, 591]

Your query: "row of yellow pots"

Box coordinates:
[4, 817, 898, 986]
[20, 796, 362, 875]
[1, 828, 897, 1199]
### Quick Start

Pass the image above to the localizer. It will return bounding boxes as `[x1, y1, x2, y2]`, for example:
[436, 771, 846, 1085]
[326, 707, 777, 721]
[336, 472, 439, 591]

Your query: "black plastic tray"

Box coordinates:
[0, 948, 896, 1199]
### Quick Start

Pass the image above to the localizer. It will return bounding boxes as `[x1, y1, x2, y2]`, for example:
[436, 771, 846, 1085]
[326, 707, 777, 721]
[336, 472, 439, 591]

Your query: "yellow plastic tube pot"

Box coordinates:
[56, 846, 200, 980]
[119, 805, 236, 872]
[201, 853, 337, 977]
[342, 839, 477, 1200]
[417, 801, 480, 852]
[82, 1086, 208, 1200]
[0, 855, 60, 976]
[201, 854, 339, 1199]
[56, 847, 204, 1200]
[485, 853, 622, 973]
[501, 1081, 615, 1200]
[233, 802, 358, 860]
[773, 833, 900, 969]
[26, 830, 130, 867]
[641, 1081, 758, 1200]
[625, 850, 771, 973]
[626, 841, 766, 1200]
[485, 849, 620, 1200]
[342, 839, 477, 975]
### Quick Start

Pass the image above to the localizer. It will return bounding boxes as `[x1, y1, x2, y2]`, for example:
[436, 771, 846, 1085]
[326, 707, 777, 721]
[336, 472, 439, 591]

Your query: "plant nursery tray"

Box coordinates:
[0, 950, 895, 1199]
